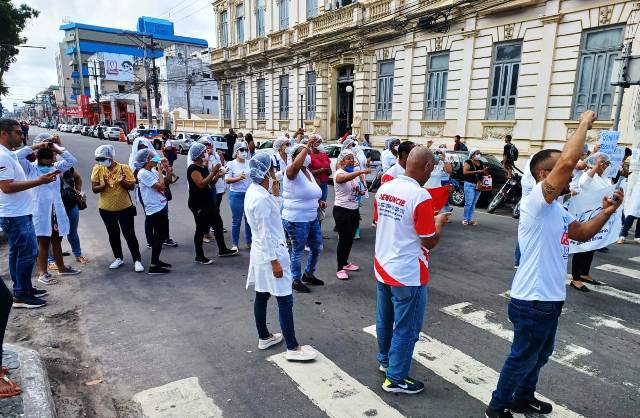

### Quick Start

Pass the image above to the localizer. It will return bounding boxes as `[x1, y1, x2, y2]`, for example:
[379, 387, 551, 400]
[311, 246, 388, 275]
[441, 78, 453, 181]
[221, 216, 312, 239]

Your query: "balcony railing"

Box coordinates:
[313, 3, 358, 34]
[367, 0, 392, 20]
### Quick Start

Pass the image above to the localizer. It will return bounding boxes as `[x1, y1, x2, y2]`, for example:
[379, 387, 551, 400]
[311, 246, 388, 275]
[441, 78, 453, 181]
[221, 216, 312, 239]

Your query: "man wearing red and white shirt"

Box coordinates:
[373, 146, 449, 395]
[380, 141, 415, 185]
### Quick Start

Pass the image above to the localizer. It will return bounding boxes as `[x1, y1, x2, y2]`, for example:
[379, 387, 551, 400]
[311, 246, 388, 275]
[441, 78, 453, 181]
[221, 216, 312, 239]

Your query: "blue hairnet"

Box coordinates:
[33, 133, 53, 145]
[343, 138, 356, 149]
[233, 141, 248, 158]
[94, 145, 115, 159]
[249, 153, 272, 183]
[133, 148, 156, 170]
[189, 142, 207, 162]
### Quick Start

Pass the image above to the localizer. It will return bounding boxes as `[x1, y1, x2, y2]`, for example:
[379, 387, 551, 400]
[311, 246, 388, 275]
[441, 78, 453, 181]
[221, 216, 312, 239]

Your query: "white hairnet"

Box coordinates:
[337, 149, 355, 164]
[300, 137, 309, 145]
[129, 137, 154, 168]
[469, 148, 479, 159]
[385, 136, 400, 150]
[189, 142, 207, 162]
[585, 151, 610, 167]
[309, 133, 322, 142]
[94, 145, 115, 159]
[233, 141, 248, 158]
[249, 153, 272, 183]
[273, 136, 289, 150]
[133, 148, 156, 170]
[33, 133, 53, 145]
[287, 143, 305, 165]
[343, 138, 356, 149]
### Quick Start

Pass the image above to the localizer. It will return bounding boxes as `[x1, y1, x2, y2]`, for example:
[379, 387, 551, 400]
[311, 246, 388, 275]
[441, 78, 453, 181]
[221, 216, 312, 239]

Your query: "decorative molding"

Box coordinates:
[419, 120, 445, 137]
[540, 13, 563, 25]
[238, 120, 246, 129]
[371, 120, 392, 136]
[504, 24, 515, 40]
[461, 29, 478, 38]
[434, 37, 443, 51]
[480, 120, 516, 141]
[257, 120, 266, 130]
[599, 6, 613, 26]
[278, 120, 289, 132]
[564, 121, 613, 143]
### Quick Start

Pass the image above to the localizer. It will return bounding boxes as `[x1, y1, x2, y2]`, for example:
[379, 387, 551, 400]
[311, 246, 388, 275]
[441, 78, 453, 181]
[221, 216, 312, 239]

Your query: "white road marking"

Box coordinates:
[132, 377, 223, 418]
[629, 256, 640, 263]
[588, 314, 640, 337]
[440, 302, 596, 376]
[268, 351, 403, 418]
[362, 326, 583, 418]
[581, 282, 640, 305]
[595, 264, 640, 280]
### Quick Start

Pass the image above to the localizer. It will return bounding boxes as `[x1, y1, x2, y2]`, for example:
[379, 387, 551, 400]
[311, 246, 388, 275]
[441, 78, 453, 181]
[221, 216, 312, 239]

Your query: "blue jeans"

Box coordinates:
[490, 298, 563, 410]
[463, 182, 481, 221]
[514, 239, 521, 267]
[441, 180, 453, 212]
[49, 204, 81, 263]
[376, 282, 428, 384]
[319, 182, 328, 203]
[0, 215, 38, 297]
[620, 215, 639, 238]
[229, 191, 251, 246]
[254, 292, 298, 350]
[283, 218, 323, 280]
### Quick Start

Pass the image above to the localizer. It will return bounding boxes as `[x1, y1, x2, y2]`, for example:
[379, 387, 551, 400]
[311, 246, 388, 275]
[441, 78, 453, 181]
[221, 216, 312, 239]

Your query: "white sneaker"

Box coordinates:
[286, 345, 318, 362]
[109, 258, 124, 269]
[134, 261, 144, 272]
[617, 237, 625, 244]
[230, 245, 238, 252]
[258, 333, 283, 350]
[634, 238, 640, 244]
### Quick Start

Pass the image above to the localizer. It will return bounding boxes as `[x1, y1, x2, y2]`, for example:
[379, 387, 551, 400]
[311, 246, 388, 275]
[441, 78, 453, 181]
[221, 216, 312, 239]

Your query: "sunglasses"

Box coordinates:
[95, 157, 109, 162]
[238, 148, 248, 152]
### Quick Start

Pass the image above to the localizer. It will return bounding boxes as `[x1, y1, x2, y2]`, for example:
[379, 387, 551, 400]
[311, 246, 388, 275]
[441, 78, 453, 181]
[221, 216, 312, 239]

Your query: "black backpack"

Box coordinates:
[509, 144, 519, 162]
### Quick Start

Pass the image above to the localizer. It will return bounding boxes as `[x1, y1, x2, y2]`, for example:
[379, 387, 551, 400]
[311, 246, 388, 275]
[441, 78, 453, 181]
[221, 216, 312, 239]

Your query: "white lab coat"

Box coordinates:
[17, 148, 77, 237]
[626, 174, 640, 217]
[244, 183, 292, 296]
[381, 149, 396, 172]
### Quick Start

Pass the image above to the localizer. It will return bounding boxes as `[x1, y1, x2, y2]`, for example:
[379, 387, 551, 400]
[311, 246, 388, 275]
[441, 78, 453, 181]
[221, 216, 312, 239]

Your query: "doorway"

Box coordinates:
[336, 65, 354, 139]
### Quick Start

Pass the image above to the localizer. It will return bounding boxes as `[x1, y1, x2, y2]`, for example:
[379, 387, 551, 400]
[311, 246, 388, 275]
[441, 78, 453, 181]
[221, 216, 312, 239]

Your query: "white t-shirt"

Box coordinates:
[381, 163, 404, 185]
[282, 169, 322, 222]
[137, 168, 167, 215]
[0, 144, 33, 217]
[381, 149, 397, 172]
[510, 182, 576, 301]
[208, 151, 227, 194]
[424, 161, 444, 188]
[374, 175, 436, 287]
[334, 169, 360, 210]
[226, 160, 251, 192]
[271, 152, 288, 182]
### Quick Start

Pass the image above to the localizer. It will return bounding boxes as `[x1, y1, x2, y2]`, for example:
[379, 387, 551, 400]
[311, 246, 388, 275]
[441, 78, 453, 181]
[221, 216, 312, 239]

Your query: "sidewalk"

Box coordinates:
[0, 344, 56, 418]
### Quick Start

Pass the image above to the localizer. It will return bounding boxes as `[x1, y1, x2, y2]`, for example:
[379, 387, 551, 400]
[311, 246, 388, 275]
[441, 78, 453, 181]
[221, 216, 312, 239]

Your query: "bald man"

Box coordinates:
[373, 146, 450, 394]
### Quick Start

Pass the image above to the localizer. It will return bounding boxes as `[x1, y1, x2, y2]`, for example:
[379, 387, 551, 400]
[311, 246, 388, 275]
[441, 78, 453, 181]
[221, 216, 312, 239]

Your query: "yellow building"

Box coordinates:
[208, 0, 640, 157]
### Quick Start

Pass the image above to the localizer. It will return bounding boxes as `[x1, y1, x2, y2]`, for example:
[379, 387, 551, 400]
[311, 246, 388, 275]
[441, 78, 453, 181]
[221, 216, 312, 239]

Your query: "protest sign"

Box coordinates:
[568, 184, 622, 253]
[599, 130, 620, 155]
[604, 146, 626, 178]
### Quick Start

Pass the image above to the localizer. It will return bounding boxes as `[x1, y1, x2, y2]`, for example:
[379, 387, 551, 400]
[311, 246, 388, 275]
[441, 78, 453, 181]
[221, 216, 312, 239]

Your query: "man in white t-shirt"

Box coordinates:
[133, 149, 171, 275]
[374, 146, 450, 395]
[0, 119, 59, 309]
[486, 111, 624, 418]
[380, 141, 414, 185]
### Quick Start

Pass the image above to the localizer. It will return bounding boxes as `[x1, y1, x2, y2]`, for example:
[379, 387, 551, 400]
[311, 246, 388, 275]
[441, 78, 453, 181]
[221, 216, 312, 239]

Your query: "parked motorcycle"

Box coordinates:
[487, 167, 523, 214]
[512, 198, 521, 219]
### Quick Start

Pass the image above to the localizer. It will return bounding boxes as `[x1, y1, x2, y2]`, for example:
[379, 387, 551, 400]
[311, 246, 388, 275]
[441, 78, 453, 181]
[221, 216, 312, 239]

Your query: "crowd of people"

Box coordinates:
[0, 112, 637, 417]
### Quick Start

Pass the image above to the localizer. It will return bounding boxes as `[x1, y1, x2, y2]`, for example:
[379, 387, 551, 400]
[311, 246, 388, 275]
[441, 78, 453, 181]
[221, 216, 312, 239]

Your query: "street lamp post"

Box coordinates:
[345, 85, 353, 132]
[299, 93, 304, 129]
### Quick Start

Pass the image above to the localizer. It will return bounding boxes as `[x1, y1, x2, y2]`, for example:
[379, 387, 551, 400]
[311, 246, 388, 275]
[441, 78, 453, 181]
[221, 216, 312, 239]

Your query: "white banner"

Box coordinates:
[102, 53, 135, 82]
[568, 184, 622, 253]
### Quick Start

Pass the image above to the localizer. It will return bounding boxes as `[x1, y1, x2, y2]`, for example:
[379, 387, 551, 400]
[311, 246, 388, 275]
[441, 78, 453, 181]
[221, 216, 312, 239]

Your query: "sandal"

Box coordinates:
[0, 373, 22, 398]
[579, 275, 603, 286]
[469, 220, 479, 226]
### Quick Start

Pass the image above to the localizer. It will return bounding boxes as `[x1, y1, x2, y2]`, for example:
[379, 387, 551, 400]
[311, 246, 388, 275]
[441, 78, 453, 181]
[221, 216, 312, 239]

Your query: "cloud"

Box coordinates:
[2, 0, 213, 109]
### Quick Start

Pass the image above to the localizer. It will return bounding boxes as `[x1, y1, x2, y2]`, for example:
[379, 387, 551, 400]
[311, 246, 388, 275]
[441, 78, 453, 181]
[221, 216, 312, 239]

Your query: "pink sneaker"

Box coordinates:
[336, 270, 349, 280]
[344, 263, 360, 271]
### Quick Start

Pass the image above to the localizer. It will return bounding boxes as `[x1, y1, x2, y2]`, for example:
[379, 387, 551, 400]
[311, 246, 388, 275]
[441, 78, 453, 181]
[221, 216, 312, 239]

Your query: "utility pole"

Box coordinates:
[143, 39, 153, 127]
[91, 59, 103, 124]
[182, 50, 193, 119]
[150, 35, 161, 128]
[613, 41, 633, 131]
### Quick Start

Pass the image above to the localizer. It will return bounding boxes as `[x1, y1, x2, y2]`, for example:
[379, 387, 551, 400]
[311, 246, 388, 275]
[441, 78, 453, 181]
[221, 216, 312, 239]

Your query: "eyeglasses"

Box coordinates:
[238, 148, 248, 152]
[95, 157, 108, 162]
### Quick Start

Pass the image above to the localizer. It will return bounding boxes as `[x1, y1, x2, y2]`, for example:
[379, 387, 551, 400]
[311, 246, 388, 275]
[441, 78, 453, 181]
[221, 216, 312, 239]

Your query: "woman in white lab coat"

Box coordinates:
[18, 134, 80, 285]
[244, 152, 317, 362]
[620, 169, 640, 243]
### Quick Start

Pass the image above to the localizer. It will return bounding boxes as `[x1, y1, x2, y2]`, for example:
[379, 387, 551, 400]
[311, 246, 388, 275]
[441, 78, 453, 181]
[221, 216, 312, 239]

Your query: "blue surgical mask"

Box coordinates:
[37, 165, 53, 174]
[344, 166, 354, 173]
[151, 155, 162, 163]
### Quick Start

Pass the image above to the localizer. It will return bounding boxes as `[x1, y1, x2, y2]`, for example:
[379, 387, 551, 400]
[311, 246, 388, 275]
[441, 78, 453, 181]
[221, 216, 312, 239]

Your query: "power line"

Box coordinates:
[157, 0, 197, 18]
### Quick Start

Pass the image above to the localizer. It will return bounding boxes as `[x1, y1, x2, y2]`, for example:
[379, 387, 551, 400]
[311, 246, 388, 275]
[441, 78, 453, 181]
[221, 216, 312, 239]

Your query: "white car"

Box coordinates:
[325, 144, 382, 185]
[199, 134, 228, 151]
[255, 139, 277, 156]
[71, 125, 83, 133]
[105, 127, 123, 141]
[173, 132, 201, 154]
[126, 128, 148, 143]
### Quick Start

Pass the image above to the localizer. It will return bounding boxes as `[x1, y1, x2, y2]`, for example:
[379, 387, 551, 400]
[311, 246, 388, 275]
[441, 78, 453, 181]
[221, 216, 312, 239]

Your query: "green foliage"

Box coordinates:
[0, 0, 39, 96]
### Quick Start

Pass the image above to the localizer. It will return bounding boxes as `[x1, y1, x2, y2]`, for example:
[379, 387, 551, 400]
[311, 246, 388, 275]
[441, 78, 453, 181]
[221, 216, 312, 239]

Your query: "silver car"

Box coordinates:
[173, 132, 202, 154]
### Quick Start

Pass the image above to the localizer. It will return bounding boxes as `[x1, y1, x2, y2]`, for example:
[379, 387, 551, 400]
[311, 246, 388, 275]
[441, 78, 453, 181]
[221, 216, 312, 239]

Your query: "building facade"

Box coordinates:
[208, 0, 640, 157]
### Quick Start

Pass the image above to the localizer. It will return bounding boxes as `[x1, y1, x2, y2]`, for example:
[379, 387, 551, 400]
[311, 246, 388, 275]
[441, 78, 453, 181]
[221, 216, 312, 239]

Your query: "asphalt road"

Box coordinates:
[9, 129, 640, 417]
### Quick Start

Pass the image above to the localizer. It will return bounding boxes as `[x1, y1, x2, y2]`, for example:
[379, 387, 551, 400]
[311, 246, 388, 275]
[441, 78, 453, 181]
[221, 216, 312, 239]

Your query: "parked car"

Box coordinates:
[325, 144, 382, 185]
[39, 121, 50, 128]
[446, 150, 508, 207]
[80, 126, 91, 136]
[126, 128, 149, 144]
[255, 139, 275, 154]
[92, 125, 108, 138]
[105, 127, 124, 141]
[198, 135, 228, 151]
[173, 132, 201, 154]
[71, 125, 83, 133]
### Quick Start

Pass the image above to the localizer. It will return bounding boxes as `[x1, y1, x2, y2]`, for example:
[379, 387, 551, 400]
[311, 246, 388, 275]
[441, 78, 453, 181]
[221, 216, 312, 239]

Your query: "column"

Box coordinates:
[400, 43, 415, 137]
[456, 22, 477, 137]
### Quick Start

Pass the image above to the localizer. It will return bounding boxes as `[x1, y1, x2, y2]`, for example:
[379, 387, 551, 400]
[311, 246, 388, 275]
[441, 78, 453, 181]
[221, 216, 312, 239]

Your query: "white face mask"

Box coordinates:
[475, 153, 481, 159]
[268, 177, 274, 192]
[303, 155, 311, 167]
[284, 146, 292, 155]
[98, 160, 111, 167]
[316, 144, 326, 153]
[238, 151, 248, 159]
[392, 145, 399, 152]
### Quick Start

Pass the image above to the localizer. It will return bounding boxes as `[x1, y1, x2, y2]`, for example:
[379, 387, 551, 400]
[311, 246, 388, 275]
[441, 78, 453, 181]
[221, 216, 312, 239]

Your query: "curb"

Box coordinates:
[4, 344, 57, 418]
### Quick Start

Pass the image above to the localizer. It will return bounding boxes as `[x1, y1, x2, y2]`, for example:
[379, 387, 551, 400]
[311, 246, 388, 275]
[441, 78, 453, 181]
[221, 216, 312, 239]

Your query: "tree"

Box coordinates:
[0, 1, 39, 96]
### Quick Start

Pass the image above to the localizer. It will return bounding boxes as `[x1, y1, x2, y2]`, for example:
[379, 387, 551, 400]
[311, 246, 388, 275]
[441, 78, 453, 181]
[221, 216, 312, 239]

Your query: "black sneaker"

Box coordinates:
[219, 248, 239, 257]
[485, 407, 513, 418]
[292, 280, 310, 293]
[163, 238, 178, 247]
[510, 397, 552, 414]
[381, 377, 424, 394]
[195, 256, 214, 265]
[13, 295, 47, 309]
[154, 260, 172, 268]
[31, 288, 48, 297]
[148, 266, 170, 275]
[302, 273, 324, 286]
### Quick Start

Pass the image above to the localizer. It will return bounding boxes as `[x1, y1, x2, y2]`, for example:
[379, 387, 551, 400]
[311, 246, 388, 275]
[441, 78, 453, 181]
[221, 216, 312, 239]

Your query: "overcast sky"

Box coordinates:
[2, 0, 214, 111]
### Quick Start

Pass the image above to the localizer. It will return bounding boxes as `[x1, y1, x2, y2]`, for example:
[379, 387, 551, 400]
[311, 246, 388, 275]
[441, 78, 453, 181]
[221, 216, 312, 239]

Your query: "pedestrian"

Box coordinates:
[97, 125, 104, 140]
[203, 138, 228, 237]
[20, 121, 29, 146]
[502, 135, 518, 178]
[224, 128, 237, 161]
[163, 134, 178, 167]
[424, 149, 453, 189]
[486, 111, 624, 418]
[0, 119, 56, 309]
[374, 146, 450, 394]
[308, 134, 331, 208]
[158, 158, 179, 248]
[381, 141, 415, 184]
[462, 148, 488, 226]
[381, 137, 400, 172]
[18, 135, 81, 285]
[187, 143, 238, 264]
[225, 141, 252, 250]
[244, 152, 318, 361]
[133, 149, 171, 275]
[619, 171, 640, 243]
[333, 149, 370, 280]
[245, 133, 256, 158]
[362, 134, 371, 147]
[282, 141, 325, 293]
[570, 152, 612, 291]
[342, 137, 368, 240]
[453, 134, 468, 152]
[91, 145, 144, 272]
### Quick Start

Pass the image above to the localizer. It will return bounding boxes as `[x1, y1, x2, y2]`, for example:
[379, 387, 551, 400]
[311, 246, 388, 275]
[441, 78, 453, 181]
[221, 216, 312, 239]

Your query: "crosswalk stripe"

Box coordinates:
[440, 302, 596, 376]
[362, 326, 583, 418]
[578, 282, 640, 305]
[588, 314, 640, 336]
[630, 256, 640, 263]
[268, 351, 404, 418]
[594, 264, 640, 280]
[132, 377, 223, 418]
